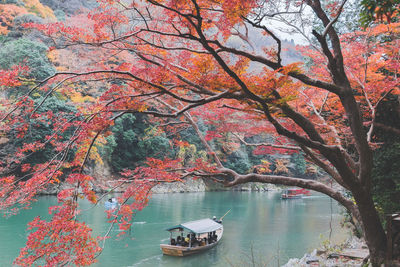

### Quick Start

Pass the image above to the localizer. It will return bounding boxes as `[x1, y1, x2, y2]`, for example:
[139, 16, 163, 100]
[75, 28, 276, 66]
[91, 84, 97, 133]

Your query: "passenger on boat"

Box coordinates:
[176, 236, 182, 245]
[188, 233, 195, 246]
[184, 234, 190, 245]
[170, 238, 176, 245]
[208, 233, 213, 244]
[207, 231, 215, 242]
[212, 216, 222, 223]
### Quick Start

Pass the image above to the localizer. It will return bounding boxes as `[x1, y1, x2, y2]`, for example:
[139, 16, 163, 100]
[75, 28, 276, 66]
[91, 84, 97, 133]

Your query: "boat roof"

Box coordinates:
[166, 218, 222, 234]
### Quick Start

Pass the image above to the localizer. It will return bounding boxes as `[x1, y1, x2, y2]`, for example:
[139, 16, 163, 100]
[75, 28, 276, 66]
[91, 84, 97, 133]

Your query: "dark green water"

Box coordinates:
[0, 191, 346, 266]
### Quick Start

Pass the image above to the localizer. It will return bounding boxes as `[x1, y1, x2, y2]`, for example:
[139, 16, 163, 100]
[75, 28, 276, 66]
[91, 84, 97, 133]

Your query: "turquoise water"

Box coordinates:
[0, 191, 346, 266]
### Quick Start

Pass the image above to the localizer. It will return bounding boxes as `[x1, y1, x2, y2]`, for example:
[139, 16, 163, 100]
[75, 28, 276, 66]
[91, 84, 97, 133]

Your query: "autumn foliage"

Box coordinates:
[0, 0, 400, 266]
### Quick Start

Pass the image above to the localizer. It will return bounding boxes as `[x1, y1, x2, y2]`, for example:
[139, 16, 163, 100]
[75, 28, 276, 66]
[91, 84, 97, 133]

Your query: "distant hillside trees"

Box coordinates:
[0, 38, 54, 82]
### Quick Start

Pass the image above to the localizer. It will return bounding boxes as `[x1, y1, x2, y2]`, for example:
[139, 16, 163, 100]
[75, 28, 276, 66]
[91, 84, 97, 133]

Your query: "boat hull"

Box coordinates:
[160, 241, 219, 256]
[281, 189, 311, 199]
[281, 194, 303, 199]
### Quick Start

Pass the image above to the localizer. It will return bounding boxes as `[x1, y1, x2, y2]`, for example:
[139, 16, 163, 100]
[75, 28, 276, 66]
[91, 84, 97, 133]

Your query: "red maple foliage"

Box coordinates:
[0, 0, 399, 265]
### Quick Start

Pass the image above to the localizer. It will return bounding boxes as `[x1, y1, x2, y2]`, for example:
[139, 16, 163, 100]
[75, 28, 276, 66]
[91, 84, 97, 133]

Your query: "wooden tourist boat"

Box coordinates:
[104, 198, 118, 210]
[160, 217, 224, 256]
[281, 188, 311, 199]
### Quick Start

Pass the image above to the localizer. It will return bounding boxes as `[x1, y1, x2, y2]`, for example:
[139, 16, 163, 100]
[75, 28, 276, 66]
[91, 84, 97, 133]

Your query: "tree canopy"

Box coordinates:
[0, 0, 400, 266]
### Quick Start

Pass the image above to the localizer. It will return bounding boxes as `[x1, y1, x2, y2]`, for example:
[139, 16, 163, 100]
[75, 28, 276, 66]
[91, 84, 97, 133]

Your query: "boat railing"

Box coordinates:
[169, 231, 219, 247]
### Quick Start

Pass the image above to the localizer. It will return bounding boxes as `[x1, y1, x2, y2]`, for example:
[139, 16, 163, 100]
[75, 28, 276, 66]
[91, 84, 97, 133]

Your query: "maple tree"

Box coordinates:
[0, 4, 28, 35]
[1, 0, 400, 266]
[0, 0, 55, 35]
[361, 0, 400, 25]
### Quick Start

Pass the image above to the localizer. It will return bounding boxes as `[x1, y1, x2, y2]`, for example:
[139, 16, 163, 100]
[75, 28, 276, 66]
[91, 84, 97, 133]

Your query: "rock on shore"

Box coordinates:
[151, 177, 206, 193]
[282, 236, 368, 267]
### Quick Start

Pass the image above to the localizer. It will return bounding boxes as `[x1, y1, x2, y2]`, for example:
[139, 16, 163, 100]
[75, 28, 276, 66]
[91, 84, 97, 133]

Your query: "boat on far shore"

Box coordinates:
[281, 188, 311, 199]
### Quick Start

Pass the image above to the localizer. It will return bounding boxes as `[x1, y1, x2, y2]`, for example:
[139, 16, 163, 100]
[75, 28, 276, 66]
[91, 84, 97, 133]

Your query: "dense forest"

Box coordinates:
[0, 0, 317, 178]
[0, 0, 399, 266]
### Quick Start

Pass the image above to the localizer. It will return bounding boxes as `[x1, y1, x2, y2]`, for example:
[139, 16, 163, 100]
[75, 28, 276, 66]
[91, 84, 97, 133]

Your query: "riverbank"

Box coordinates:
[283, 236, 369, 266]
[150, 178, 281, 193]
[38, 177, 281, 195]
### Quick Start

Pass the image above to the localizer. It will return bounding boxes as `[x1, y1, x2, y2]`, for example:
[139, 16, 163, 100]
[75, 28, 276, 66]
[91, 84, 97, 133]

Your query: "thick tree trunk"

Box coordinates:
[353, 189, 387, 266]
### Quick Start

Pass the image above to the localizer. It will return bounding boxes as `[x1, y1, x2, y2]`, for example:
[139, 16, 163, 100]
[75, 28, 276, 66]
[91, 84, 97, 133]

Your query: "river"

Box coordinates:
[0, 191, 347, 266]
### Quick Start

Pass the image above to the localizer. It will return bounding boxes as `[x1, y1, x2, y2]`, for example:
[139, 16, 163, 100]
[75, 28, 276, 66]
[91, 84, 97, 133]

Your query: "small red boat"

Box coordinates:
[281, 188, 311, 199]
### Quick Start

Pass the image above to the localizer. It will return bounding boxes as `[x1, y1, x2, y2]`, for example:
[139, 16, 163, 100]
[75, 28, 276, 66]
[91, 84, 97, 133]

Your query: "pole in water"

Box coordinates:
[219, 209, 231, 222]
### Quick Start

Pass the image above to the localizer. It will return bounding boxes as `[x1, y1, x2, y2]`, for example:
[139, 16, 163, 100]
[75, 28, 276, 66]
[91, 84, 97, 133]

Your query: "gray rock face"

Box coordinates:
[151, 178, 206, 193]
[37, 178, 280, 195]
[91, 161, 112, 181]
[232, 182, 280, 192]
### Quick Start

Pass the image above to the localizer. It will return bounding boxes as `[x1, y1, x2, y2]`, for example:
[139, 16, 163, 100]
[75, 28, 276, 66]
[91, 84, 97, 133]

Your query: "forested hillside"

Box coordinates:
[0, 0, 314, 179]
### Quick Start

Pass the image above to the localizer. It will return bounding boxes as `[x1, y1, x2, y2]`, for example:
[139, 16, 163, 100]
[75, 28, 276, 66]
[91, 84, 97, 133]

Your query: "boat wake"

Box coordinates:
[133, 221, 146, 225]
[129, 254, 161, 266]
